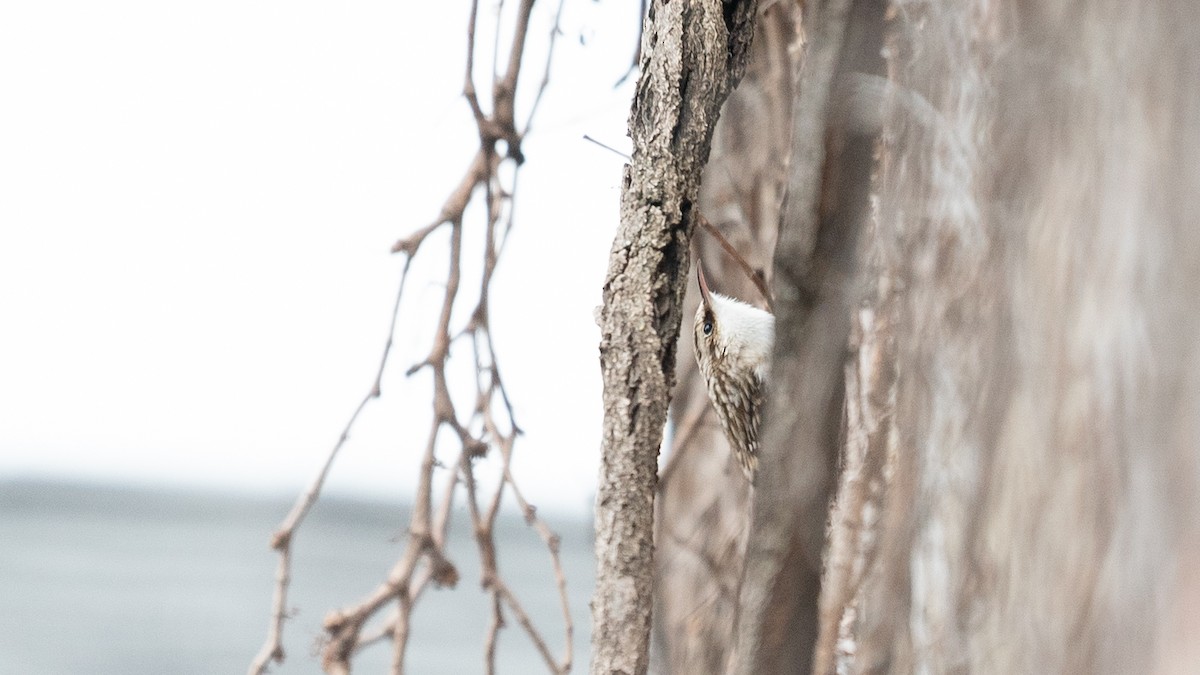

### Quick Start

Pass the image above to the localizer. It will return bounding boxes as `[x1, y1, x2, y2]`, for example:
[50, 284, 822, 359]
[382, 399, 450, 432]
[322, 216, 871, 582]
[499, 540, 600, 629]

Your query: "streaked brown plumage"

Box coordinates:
[692, 265, 775, 481]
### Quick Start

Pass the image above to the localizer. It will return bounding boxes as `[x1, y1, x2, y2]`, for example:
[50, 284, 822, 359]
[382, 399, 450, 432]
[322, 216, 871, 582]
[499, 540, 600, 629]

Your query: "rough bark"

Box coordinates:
[818, 1, 1200, 673]
[591, 2, 758, 674]
[654, 4, 799, 673]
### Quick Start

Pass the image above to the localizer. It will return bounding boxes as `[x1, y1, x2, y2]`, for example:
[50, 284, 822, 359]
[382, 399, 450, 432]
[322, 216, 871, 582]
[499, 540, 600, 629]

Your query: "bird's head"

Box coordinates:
[693, 264, 775, 383]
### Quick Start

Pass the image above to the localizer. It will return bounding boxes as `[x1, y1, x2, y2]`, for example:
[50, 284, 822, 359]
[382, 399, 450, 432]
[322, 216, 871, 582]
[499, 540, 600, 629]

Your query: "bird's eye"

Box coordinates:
[703, 321, 713, 336]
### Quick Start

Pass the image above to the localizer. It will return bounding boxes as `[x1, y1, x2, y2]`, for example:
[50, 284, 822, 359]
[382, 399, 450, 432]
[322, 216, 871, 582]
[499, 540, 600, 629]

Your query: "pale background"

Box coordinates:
[0, 0, 643, 517]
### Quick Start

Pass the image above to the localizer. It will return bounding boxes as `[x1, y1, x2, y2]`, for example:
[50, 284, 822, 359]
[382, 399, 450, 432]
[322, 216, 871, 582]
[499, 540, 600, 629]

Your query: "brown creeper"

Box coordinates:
[692, 265, 774, 481]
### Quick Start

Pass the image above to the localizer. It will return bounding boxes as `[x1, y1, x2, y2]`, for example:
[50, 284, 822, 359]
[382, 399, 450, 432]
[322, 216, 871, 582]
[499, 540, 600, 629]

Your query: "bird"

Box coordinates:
[692, 263, 774, 481]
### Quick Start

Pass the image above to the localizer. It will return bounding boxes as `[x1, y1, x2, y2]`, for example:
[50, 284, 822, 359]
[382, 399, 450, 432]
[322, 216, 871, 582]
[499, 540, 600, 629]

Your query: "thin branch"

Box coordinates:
[505, 473, 574, 672]
[695, 212, 774, 311]
[523, 0, 568, 134]
[614, 0, 648, 88]
[484, 594, 505, 675]
[253, 2, 577, 672]
[390, 592, 412, 675]
[582, 134, 632, 160]
[248, 254, 415, 675]
[574, 134, 772, 311]
[465, 0, 488, 129]
[491, 0, 505, 88]
[496, 580, 564, 670]
[657, 399, 711, 488]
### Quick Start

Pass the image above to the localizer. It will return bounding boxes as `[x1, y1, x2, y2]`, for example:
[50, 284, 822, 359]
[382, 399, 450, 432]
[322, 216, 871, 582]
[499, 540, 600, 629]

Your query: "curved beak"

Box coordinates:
[696, 262, 714, 307]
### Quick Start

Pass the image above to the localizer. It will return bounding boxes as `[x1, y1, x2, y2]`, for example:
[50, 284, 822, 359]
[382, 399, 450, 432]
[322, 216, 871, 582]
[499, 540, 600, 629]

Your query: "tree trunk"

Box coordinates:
[732, 1, 885, 673]
[816, 1, 1200, 673]
[591, 1, 758, 674]
[646, 1, 1200, 673]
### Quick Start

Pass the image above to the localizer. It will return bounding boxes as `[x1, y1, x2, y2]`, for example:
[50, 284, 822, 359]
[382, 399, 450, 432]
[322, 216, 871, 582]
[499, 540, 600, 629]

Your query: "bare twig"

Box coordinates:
[251, 2, 576, 673]
[657, 400, 711, 488]
[614, 0, 648, 88]
[695, 212, 774, 311]
[252, 1, 576, 672]
[523, 0, 568, 133]
[249, 254, 415, 675]
[582, 134, 631, 160]
[576, 135, 771, 311]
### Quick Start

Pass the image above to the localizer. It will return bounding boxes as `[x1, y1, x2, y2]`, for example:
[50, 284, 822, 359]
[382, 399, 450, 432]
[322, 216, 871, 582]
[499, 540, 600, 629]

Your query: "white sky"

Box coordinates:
[0, 1, 640, 516]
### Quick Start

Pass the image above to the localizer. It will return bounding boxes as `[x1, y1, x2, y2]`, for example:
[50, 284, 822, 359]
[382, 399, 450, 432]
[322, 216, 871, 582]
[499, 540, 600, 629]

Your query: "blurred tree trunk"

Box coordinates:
[733, 1, 885, 673]
[654, 2, 800, 673]
[653, 1, 1200, 674]
[813, 1, 1200, 673]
